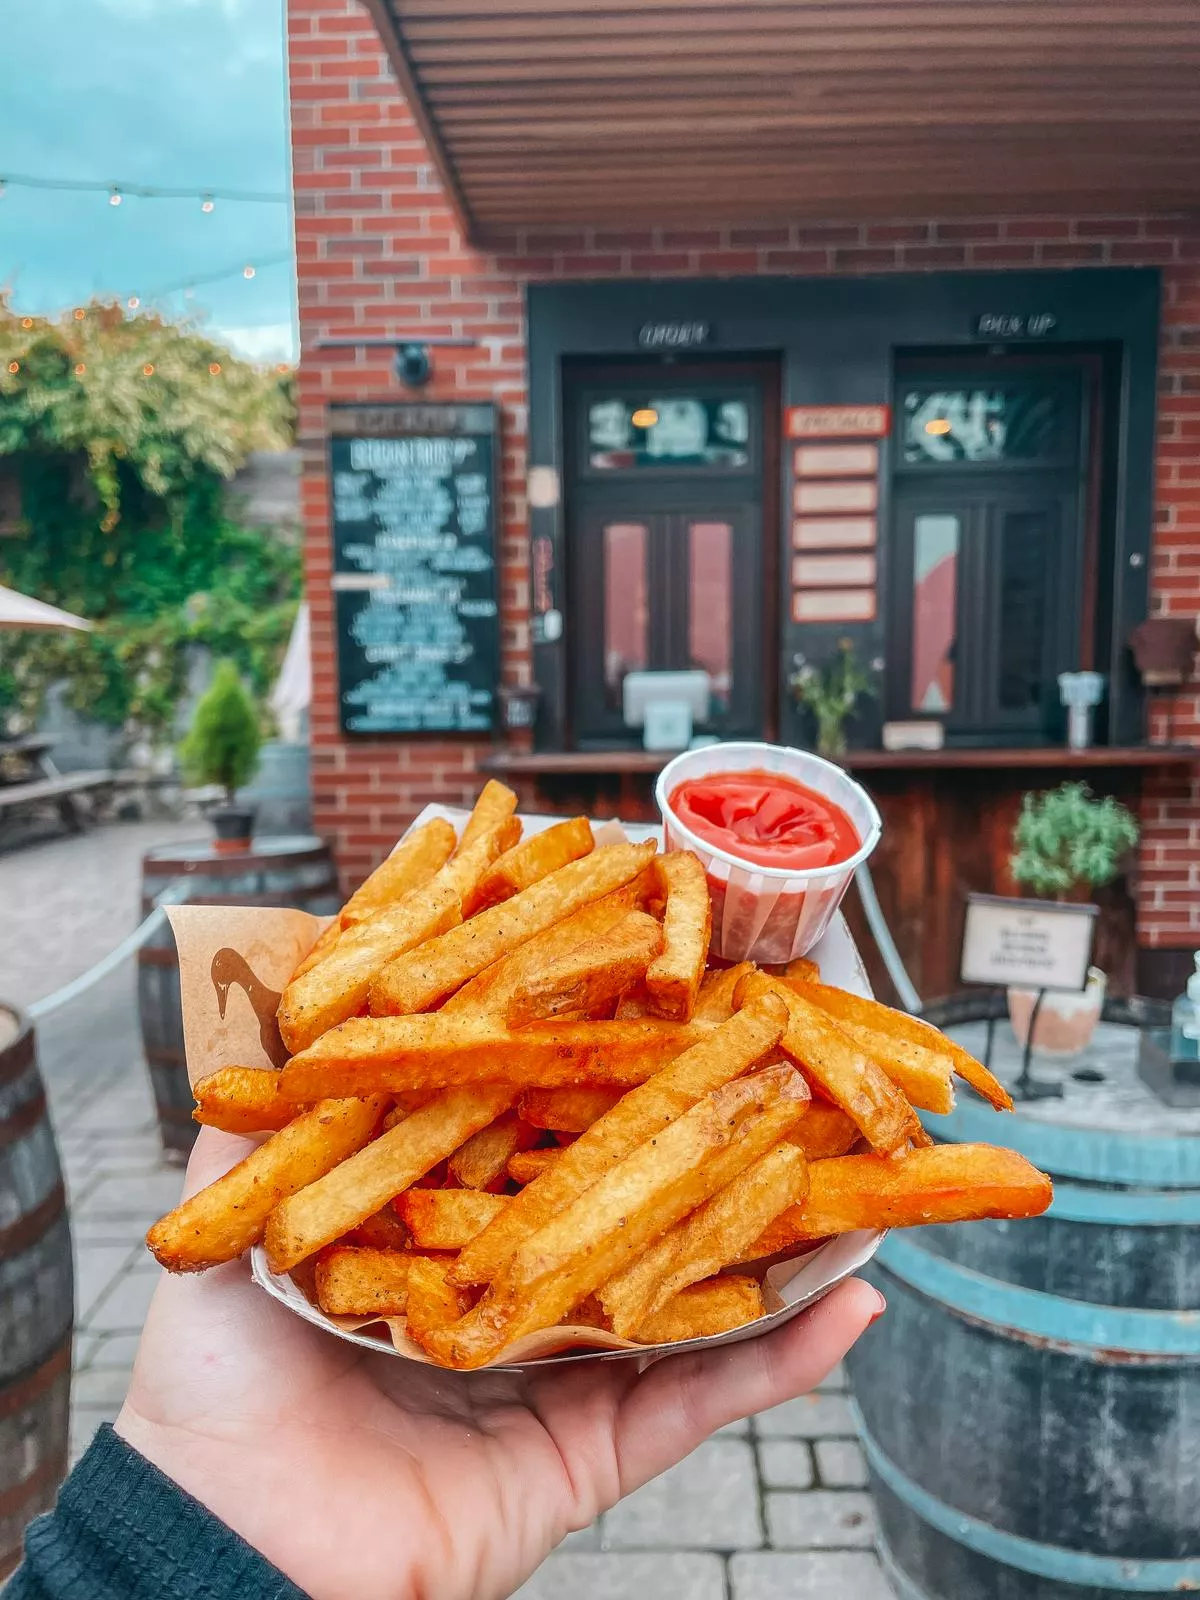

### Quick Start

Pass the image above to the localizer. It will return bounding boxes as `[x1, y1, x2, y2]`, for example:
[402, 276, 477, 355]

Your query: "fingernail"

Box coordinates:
[869, 1290, 887, 1323]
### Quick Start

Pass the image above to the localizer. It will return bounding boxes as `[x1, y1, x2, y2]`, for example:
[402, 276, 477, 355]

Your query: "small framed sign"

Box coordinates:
[960, 894, 1097, 993]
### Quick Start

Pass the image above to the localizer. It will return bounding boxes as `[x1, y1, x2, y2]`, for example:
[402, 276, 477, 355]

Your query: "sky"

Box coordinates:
[0, 0, 297, 364]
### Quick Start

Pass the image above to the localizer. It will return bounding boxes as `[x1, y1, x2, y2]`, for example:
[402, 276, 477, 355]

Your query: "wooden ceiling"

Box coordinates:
[363, 0, 1200, 240]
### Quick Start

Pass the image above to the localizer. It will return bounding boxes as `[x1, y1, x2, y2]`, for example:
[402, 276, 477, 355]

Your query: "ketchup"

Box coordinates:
[670, 768, 859, 871]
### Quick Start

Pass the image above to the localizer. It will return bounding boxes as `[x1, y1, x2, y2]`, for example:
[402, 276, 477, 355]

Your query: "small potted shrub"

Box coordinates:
[1007, 782, 1139, 1056]
[179, 660, 263, 853]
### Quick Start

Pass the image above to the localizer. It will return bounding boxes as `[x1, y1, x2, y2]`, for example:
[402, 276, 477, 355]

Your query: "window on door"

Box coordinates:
[888, 358, 1092, 744]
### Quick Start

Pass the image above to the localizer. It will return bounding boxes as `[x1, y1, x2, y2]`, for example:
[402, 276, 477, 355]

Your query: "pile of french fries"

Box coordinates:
[147, 779, 1052, 1369]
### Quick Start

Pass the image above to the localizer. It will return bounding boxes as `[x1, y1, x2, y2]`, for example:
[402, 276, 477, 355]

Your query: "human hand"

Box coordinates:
[117, 1127, 882, 1600]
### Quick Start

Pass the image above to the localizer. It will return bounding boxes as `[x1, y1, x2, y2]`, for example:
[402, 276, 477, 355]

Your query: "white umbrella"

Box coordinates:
[0, 584, 93, 632]
[269, 601, 310, 741]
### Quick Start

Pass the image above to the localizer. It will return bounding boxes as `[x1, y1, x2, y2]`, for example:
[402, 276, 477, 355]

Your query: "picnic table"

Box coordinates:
[0, 734, 112, 831]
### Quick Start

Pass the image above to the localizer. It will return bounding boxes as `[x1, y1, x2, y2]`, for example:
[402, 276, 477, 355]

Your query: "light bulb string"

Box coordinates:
[0, 171, 288, 205]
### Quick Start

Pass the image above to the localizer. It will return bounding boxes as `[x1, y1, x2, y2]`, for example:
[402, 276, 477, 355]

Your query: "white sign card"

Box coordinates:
[960, 894, 1097, 992]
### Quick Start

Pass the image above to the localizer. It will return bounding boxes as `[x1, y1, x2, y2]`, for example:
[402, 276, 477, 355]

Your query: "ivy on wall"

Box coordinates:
[0, 301, 300, 740]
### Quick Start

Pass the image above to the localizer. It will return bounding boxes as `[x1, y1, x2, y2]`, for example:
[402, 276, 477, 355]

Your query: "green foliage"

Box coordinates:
[179, 660, 263, 800]
[790, 639, 877, 759]
[0, 300, 299, 741]
[1010, 782, 1140, 898]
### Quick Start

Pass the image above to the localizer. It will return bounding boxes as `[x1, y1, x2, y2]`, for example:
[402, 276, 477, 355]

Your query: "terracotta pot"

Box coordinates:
[1007, 966, 1107, 1058]
[1128, 617, 1196, 687]
[212, 804, 256, 855]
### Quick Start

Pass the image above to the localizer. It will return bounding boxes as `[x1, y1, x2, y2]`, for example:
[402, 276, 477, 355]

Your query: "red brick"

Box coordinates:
[1004, 218, 1071, 240]
[865, 223, 931, 244]
[832, 248, 899, 270]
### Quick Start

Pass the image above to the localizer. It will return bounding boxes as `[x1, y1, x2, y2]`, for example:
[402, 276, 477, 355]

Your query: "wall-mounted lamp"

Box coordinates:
[314, 335, 479, 390]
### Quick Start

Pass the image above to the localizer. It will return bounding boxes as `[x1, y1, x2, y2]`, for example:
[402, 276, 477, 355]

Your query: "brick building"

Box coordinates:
[288, 0, 1200, 1000]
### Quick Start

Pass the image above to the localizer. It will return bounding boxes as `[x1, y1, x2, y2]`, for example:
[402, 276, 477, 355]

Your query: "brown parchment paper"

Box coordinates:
[167, 803, 884, 1370]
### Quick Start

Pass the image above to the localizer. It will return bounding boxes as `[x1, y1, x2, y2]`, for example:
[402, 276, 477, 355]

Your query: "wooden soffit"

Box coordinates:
[363, 0, 1200, 241]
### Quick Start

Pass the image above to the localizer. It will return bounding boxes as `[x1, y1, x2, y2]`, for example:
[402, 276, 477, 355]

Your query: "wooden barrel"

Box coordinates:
[0, 1005, 73, 1581]
[847, 992, 1200, 1600]
[137, 834, 340, 1156]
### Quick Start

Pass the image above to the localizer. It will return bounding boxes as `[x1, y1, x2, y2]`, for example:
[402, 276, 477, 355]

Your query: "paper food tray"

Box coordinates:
[167, 802, 885, 1370]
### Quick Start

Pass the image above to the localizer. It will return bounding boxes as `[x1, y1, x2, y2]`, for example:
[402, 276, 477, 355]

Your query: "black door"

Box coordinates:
[565, 364, 773, 746]
[888, 357, 1090, 744]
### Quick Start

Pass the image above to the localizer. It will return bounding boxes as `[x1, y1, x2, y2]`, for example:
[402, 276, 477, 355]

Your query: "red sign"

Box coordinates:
[785, 404, 891, 440]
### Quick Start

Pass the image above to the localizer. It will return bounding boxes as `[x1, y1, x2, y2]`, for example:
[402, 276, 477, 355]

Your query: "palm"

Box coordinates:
[118, 1130, 878, 1600]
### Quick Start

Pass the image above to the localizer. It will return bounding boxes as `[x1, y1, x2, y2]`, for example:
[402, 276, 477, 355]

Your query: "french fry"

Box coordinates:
[613, 983, 656, 1019]
[263, 1084, 513, 1272]
[600, 1141, 809, 1337]
[746, 1143, 1053, 1256]
[764, 956, 821, 983]
[456, 778, 518, 853]
[832, 1019, 956, 1116]
[338, 818, 458, 929]
[445, 881, 647, 1017]
[788, 1100, 861, 1160]
[505, 912, 663, 1028]
[736, 971, 922, 1155]
[369, 841, 658, 1017]
[507, 1148, 560, 1185]
[405, 1255, 470, 1351]
[444, 816, 522, 916]
[634, 1275, 765, 1343]
[788, 979, 1013, 1112]
[449, 993, 789, 1287]
[291, 917, 342, 981]
[645, 852, 711, 1020]
[192, 1066, 303, 1134]
[315, 1245, 413, 1317]
[280, 1015, 706, 1101]
[347, 1206, 412, 1251]
[146, 1095, 386, 1272]
[448, 1110, 538, 1191]
[396, 1189, 507, 1249]
[517, 1085, 623, 1133]
[692, 962, 756, 1024]
[278, 882, 462, 1054]
[428, 1063, 810, 1368]
[474, 816, 594, 908]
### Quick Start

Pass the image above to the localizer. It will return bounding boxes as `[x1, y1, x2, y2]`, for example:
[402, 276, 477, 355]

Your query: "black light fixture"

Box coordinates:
[314, 335, 479, 389]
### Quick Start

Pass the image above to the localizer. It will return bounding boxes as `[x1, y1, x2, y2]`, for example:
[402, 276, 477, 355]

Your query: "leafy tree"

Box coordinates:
[0, 300, 299, 742]
[179, 660, 263, 801]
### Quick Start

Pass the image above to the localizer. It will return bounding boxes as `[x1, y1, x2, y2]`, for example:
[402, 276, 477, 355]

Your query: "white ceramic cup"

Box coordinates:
[655, 741, 882, 964]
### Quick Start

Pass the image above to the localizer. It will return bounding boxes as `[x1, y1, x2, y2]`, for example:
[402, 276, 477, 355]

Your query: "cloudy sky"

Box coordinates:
[0, 0, 297, 363]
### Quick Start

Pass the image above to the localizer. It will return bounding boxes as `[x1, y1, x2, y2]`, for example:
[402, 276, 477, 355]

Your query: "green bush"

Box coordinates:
[1010, 782, 1139, 898]
[179, 661, 262, 801]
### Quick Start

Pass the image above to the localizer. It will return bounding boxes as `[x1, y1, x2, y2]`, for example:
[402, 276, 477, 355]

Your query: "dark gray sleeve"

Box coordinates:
[5, 1426, 309, 1600]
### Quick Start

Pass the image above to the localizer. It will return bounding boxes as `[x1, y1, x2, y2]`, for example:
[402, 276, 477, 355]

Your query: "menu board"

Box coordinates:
[330, 403, 498, 735]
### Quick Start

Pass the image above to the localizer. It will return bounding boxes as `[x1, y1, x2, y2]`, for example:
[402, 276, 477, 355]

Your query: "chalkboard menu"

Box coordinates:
[330, 403, 499, 735]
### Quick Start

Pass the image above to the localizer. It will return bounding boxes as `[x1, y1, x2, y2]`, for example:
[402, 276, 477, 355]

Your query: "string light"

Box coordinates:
[243, 264, 256, 279]
[276, 363, 290, 373]
[142, 363, 155, 376]
[201, 195, 215, 214]
[74, 363, 86, 376]
[0, 172, 287, 205]
[208, 362, 222, 375]
[7, 362, 19, 375]
[73, 307, 86, 321]
[127, 296, 140, 309]
[109, 187, 122, 207]
[20, 317, 33, 329]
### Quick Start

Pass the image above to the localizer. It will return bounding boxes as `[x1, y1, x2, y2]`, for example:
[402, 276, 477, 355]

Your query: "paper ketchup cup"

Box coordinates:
[655, 741, 882, 965]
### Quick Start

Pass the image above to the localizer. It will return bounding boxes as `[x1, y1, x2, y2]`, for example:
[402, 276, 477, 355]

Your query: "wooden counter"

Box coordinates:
[480, 744, 1199, 1003]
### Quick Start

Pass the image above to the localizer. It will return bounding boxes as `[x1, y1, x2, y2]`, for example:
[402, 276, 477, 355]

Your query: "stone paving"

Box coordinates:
[1, 820, 897, 1598]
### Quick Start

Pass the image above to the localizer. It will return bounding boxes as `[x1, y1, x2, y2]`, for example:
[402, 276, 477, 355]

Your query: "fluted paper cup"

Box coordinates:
[656, 741, 882, 965]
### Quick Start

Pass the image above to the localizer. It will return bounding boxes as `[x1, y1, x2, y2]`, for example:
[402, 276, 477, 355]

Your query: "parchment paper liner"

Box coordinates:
[167, 803, 885, 1370]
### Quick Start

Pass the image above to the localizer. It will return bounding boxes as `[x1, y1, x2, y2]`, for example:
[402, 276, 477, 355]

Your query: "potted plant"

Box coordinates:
[790, 639, 876, 760]
[179, 660, 263, 853]
[1007, 782, 1139, 1056]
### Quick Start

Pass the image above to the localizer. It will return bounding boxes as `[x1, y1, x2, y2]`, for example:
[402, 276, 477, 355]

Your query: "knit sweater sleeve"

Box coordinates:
[5, 1426, 309, 1600]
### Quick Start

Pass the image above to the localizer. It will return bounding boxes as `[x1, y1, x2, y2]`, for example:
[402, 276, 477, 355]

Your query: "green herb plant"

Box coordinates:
[1010, 782, 1139, 899]
[789, 639, 877, 759]
[179, 661, 263, 804]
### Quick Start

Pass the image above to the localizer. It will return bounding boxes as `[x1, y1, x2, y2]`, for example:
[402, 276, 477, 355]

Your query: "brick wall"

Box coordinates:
[289, 0, 1200, 949]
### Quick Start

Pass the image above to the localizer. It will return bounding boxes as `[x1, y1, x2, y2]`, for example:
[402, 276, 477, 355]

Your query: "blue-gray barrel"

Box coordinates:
[847, 995, 1200, 1600]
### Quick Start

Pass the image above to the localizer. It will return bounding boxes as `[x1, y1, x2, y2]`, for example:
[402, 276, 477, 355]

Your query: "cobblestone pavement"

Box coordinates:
[1, 821, 896, 1598]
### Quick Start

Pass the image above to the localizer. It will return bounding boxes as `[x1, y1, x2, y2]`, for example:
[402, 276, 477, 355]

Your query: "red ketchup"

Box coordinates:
[669, 768, 859, 872]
